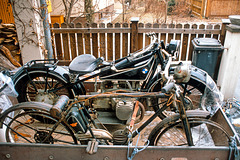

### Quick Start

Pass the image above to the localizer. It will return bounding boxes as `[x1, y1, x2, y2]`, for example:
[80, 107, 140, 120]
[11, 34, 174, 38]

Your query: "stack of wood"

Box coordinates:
[0, 23, 21, 70]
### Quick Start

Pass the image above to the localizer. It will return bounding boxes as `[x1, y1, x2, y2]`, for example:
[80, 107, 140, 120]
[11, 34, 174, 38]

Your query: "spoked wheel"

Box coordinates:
[4, 110, 77, 145]
[148, 111, 231, 146]
[15, 71, 75, 104]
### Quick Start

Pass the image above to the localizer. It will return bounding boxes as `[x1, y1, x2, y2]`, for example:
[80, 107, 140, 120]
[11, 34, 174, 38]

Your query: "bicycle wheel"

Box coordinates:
[148, 111, 231, 146]
[15, 71, 75, 104]
[4, 110, 77, 145]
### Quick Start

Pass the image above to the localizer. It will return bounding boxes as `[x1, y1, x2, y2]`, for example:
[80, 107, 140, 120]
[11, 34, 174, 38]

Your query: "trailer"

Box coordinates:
[0, 107, 239, 160]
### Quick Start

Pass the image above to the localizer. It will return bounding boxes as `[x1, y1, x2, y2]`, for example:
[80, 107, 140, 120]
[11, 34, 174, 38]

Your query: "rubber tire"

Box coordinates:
[148, 110, 230, 146]
[4, 110, 78, 144]
[14, 71, 75, 103]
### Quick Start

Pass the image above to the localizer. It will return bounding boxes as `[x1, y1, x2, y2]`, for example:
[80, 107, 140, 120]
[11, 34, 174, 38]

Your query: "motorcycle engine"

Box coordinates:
[90, 80, 142, 124]
[115, 99, 134, 121]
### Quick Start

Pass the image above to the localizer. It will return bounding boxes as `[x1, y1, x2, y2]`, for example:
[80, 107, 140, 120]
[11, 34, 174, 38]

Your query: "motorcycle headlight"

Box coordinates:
[173, 63, 191, 83]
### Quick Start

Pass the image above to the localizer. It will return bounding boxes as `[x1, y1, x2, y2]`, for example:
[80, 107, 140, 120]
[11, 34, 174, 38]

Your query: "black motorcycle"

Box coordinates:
[10, 34, 217, 124]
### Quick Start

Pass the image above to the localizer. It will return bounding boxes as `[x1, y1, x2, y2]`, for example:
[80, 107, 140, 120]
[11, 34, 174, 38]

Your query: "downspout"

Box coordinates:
[203, 0, 208, 18]
[40, 0, 53, 59]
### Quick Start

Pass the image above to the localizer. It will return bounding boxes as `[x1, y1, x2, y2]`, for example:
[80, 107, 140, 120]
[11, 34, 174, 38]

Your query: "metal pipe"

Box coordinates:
[40, 0, 53, 59]
[76, 92, 168, 99]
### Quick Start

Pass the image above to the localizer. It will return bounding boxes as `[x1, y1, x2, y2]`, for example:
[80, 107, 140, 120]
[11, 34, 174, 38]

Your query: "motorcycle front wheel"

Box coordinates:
[150, 78, 205, 119]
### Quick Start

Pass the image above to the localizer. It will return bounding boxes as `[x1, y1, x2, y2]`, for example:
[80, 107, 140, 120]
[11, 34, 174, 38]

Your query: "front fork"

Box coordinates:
[175, 88, 194, 146]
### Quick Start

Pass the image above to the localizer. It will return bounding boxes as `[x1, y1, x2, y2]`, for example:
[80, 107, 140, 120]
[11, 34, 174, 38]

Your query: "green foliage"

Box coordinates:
[168, 0, 175, 13]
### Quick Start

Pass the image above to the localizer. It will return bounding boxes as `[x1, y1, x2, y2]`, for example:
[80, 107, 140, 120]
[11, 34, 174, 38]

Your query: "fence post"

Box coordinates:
[220, 19, 231, 45]
[217, 16, 240, 100]
[131, 17, 139, 53]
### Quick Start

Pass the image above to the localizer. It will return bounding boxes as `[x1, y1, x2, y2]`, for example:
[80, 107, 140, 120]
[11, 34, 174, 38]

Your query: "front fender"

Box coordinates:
[190, 65, 217, 92]
[147, 65, 216, 93]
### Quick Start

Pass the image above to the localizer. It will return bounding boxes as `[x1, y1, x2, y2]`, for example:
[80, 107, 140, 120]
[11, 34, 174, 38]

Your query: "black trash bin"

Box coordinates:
[192, 38, 224, 80]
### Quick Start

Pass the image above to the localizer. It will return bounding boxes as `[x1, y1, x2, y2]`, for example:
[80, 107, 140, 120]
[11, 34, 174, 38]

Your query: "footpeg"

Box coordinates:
[86, 139, 99, 155]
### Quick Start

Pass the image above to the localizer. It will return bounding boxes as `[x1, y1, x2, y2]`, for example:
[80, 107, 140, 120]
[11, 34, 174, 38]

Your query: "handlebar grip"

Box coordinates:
[161, 82, 175, 93]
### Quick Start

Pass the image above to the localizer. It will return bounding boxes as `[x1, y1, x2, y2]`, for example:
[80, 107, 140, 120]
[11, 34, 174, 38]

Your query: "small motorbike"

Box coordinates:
[0, 71, 231, 150]
[10, 33, 218, 125]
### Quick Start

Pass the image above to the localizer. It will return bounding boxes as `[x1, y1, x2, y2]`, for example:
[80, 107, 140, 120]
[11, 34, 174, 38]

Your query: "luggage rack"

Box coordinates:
[0, 108, 239, 160]
[24, 59, 59, 69]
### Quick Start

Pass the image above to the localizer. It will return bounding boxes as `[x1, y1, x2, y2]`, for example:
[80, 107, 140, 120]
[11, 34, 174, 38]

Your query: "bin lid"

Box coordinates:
[193, 38, 221, 47]
[192, 38, 223, 50]
[192, 38, 222, 48]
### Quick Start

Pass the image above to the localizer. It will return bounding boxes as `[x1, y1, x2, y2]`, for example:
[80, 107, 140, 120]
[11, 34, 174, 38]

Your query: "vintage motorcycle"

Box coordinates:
[0, 70, 232, 150]
[9, 33, 218, 125]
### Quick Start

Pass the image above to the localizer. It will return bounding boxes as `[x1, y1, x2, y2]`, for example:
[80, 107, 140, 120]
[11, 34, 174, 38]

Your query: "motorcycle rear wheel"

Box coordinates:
[15, 71, 76, 104]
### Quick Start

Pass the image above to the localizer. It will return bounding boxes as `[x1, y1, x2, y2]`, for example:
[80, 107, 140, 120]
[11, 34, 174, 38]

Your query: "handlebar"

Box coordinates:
[161, 82, 175, 93]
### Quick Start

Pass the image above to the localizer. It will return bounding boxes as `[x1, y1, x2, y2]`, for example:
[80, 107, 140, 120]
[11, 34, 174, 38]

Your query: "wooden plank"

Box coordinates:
[61, 23, 70, 60]
[198, 24, 205, 38]
[189, 24, 198, 61]
[176, 24, 182, 61]
[51, 28, 220, 34]
[53, 23, 63, 60]
[201, 0, 206, 17]
[209, 1, 240, 17]
[107, 23, 113, 61]
[213, 24, 221, 40]
[131, 20, 138, 53]
[145, 23, 152, 46]
[153, 23, 160, 40]
[175, 24, 182, 41]
[99, 23, 106, 59]
[205, 24, 213, 38]
[115, 23, 121, 60]
[69, 23, 77, 60]
[76, 23, 84, 55]
[84, 23, 91, 55]
[181, 24, 190, 61]
[51, 28, 131, 34]
[168, 24, 175, 43]
[160, 24, 167, 44]
[122, 23, 129, 57]
[138, 23, 144, 50]
[137, 28, 220, 34]
[91, 23, 98, 58]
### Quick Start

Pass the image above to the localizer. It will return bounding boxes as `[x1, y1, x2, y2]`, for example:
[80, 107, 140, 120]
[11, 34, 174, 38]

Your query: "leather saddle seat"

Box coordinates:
[69, 54, 98, 75]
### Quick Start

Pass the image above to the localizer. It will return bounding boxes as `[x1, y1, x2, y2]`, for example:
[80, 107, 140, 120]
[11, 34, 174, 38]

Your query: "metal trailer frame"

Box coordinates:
[0, 104, 239, 160]
[0, 143, 238, 160]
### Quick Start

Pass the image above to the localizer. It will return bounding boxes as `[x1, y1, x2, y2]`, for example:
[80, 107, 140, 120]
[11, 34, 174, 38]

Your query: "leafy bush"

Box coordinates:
[168, 0, 176, 13]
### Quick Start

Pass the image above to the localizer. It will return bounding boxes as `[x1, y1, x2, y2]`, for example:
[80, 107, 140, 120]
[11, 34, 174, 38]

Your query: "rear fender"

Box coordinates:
[12, 66, 69, 83]
[12, 66, 86, 96]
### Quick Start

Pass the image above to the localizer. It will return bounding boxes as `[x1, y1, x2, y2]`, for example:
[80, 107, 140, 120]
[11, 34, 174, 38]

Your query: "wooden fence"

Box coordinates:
[50, 21, 225, 62]
[187, 0, 240, 18]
